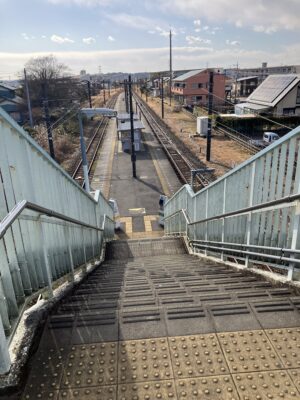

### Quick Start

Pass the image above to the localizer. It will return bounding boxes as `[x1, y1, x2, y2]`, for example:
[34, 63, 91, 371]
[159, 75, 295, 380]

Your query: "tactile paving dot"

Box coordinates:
[176, 375, 239, 400]
[289, 369, 300, 392]
[233, 370, 299, 399]
[118, 338, 173, 383]
[218, 330, 283, 373]
[57, 385, 117, 399]
[22, 388, 58, 400]
[266, 328, 300, 368]
[118, 380, 176, 400]
[61, 343, 117, 388]
[168, 334, 229, 378]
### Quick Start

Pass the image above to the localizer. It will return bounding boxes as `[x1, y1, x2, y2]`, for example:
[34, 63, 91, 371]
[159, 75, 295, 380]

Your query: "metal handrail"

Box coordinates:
[164, 208, 191, 224]
[0, 200, 104, 241]
[164, 193, 300, 225]
[191, 242, 300, 266]
[190, 239, 300, 256]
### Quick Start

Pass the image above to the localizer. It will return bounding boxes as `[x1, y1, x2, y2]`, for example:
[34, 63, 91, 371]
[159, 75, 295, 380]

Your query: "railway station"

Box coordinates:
[1, 85, 300, 400]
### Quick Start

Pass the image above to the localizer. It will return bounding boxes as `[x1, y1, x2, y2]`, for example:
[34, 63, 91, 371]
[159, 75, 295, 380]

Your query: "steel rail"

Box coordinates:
[72, 94, 118, 184]
[133, 93, 212, 188]
[215, 125, 260, 154]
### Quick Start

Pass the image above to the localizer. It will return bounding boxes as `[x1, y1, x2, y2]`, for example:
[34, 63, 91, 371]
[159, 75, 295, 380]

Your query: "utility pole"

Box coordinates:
[42, 82, 55, 160]
[206, 70, 214, 162]
[128, 75, 137, 178]
[169, 29, 172, 107]
[161, 76, 164, 119]
[78, 113, 90, 193]
[234, 61, 239, 103]
[103, 81, 106, 105]
[87, 80, 92, 108]
[124, 80, 129, 113]
[24, 68, 33, 128]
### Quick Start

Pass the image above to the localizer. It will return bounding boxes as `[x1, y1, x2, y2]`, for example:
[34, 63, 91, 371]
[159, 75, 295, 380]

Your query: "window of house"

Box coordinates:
[191, 83, 198, 89]
[198, 83, 203, 88]
[296, 86, 300, 104]
[283, 108, 295, 115]
[196, 96, 202, 101]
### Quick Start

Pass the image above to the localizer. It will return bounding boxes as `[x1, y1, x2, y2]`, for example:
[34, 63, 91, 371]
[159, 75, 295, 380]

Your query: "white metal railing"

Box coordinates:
[0, 108, 114, 374]
[164, 124, 300, 280]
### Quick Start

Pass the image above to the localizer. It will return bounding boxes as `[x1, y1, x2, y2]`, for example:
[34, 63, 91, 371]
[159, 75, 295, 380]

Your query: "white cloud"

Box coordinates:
[82, 37, 96, 44]
[155, 26, 170, 37]
[186, 35, 211, 45]
[106, 13, 159, 30]
[226, 40, 241, 46]
[154, 0, 300, 32]
[194, 28, 201, 33]
[41, 35, 47, 39]
[254, 25, 278, 34]
[51, 34, 74, 44]
[108, 35, 115, 41]
[148, 30, 156, 34]
[2, 42, 300, 77]
[47, 0, 112, 5]
[21, 33, 30, 40]
[194, 19, 201, 26]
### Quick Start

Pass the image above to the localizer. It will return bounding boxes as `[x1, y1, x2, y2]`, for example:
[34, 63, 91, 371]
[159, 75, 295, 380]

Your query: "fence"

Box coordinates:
[0, 108, 114, 374]
[165, 124, 300, 280]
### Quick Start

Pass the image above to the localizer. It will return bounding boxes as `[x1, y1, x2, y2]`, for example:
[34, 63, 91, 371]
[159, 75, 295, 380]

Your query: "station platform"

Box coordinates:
[91, 93, 181, 239]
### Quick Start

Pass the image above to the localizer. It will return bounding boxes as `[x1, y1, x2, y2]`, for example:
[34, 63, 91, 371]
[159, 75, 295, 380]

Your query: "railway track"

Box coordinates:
[134, 92, 215, 189]
[72, 94, 118, 187]
[215, 125, 260, 155]
[183, 106, 260, 155]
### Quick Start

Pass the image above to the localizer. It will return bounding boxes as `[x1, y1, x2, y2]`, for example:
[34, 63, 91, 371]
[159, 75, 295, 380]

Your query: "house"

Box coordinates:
[151, 77, 170, 97]
[235, 74, 300, 116]
[233, 76, 259, 99]
[117, 113, 144, 151]
[171, 69, 226, 108]
[0, 83, 24, 123]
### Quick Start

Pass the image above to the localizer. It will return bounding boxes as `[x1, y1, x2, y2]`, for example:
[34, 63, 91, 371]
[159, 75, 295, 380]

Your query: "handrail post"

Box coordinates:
[38, 218, 53, 298]
[245, 162, 256, 268]
[221, 179, 227, 261]
[0, 312, 11, 374]
[82, 230, 87, 274]
[66, 227, 75, 282]
[205, 190, 208, 256]
[288, 199, 300, 281]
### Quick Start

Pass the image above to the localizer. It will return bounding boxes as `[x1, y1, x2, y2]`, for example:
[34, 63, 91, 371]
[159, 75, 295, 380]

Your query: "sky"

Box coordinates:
[0, 0, 300, 78]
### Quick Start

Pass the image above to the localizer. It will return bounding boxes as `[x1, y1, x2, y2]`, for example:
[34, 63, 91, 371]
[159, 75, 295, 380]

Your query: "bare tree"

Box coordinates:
[25, 55, 69, 83]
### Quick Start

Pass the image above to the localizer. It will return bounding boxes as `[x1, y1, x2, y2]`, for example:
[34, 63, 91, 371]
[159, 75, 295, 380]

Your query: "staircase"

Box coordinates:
[21, 237, 300, 399]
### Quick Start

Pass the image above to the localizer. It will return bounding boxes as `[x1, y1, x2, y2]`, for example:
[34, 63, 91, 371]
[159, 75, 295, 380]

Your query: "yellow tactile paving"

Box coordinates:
[118, 338, 173, 383]
[233, 370, 299, 400]
[61, 343, 118, 388]
[23, 328, 300, 399]
[58, 386, 117, 399]
[144, 215, 157, 232]
[266, 328, 300, 368]
[218, 330, 283, 373]
[176, 375, 239, 400]
[118, 380, 176, 399]
[168, 334, 229, 379]
[119, 217, 133, 234]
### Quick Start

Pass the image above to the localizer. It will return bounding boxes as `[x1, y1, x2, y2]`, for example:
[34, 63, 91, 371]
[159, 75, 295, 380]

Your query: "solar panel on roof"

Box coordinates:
[249, 75, 297, 103]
